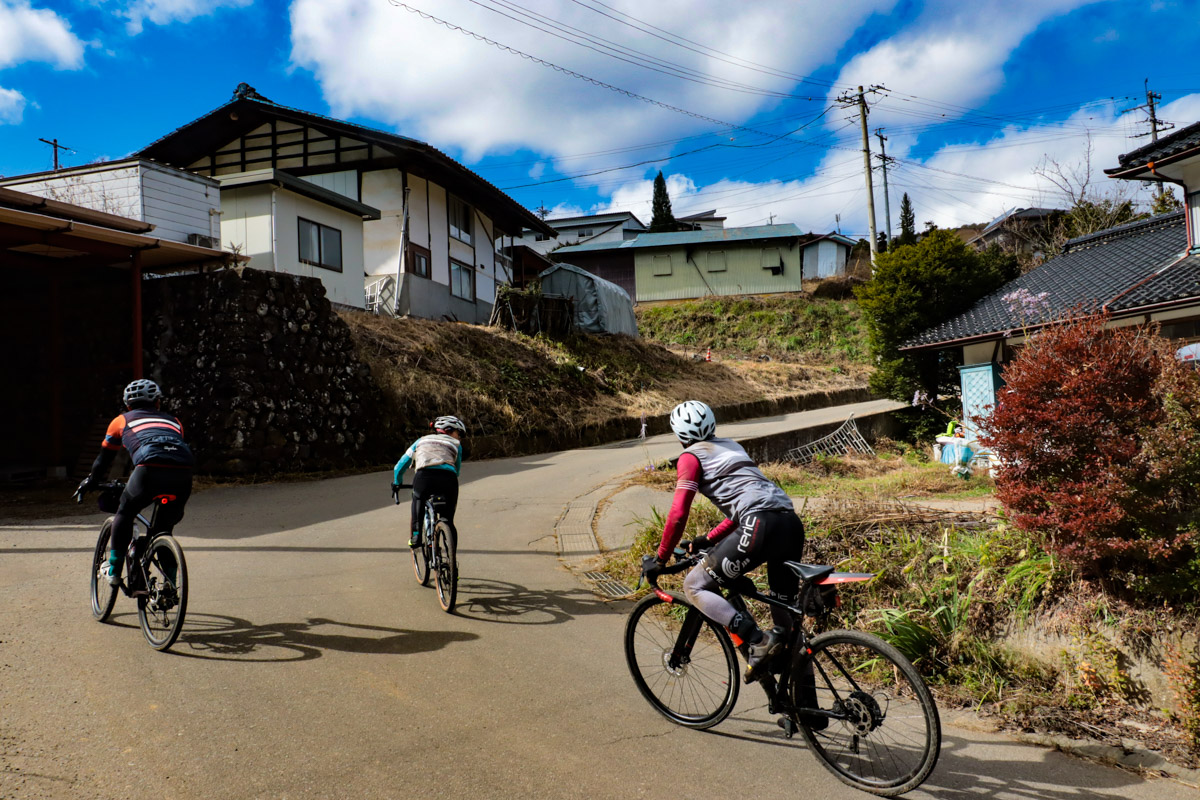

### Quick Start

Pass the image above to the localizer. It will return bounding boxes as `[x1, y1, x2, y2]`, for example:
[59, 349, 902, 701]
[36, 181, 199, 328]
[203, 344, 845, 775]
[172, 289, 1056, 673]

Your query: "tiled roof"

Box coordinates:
[555, 223, 804, 254]
[906, 211, 1190, 349]
[1110, 120, 1200, 170]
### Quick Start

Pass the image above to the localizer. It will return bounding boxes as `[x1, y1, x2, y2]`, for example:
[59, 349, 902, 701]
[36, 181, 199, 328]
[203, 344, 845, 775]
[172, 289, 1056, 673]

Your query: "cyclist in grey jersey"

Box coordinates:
[649, 400, 806, 683]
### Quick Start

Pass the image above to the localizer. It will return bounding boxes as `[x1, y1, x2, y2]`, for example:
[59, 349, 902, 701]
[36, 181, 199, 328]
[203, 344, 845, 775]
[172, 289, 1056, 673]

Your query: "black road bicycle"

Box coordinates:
[394, 484, 459, 613]
[77, 480, 189, 652]
[626, 552, 940, 797]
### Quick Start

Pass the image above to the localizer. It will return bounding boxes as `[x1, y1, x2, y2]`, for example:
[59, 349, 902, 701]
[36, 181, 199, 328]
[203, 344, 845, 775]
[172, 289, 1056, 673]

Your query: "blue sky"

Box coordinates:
[2, 0, 1198, 238]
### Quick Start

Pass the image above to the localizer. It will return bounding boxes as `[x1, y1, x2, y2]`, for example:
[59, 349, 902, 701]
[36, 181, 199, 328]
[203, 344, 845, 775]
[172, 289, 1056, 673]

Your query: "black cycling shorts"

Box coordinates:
[699, 508, 805, 602]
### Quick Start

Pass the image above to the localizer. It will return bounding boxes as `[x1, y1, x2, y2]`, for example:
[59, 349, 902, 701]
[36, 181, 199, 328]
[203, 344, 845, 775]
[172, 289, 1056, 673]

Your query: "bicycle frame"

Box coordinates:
[647, 557, 866, 727]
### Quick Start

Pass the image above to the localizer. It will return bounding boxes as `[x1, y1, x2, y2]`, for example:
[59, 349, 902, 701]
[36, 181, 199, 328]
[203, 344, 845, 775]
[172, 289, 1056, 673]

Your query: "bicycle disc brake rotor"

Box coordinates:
[660, 649, 689, 677]
[842, 691, 884, 736]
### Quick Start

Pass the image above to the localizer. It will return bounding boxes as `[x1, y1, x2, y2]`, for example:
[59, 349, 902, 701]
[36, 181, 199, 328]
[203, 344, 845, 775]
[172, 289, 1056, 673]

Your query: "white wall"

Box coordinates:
[219, 184, 366, 308]
[361, 168, 406, 280]
[301, 170, 359, 201]
[1, 160, 219, 244]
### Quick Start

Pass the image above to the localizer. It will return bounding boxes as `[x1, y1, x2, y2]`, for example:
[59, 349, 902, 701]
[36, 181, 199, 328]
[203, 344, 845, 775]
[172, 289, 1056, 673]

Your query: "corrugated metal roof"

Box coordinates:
[546, 211, 646, 228]
[555, 223, 803, 254]
[906, 211, 1190, 349]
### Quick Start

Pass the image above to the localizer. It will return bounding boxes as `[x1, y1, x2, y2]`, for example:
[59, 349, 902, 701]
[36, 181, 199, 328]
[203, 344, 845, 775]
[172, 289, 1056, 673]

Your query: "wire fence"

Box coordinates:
[784, 414, 875, 464]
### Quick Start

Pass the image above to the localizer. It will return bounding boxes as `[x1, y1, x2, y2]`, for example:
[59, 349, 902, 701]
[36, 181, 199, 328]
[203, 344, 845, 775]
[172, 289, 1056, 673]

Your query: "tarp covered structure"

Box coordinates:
[538, 262, 639, 336]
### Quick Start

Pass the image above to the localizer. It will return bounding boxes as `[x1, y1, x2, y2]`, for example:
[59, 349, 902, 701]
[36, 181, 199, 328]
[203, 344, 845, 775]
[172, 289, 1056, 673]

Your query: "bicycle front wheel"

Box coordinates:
[624, 594, 739, 729]
[90, 518, 118, 622]
[137, 536, 188, 652]
[433, 519, 457, 612]
[792, 629, 940, 797]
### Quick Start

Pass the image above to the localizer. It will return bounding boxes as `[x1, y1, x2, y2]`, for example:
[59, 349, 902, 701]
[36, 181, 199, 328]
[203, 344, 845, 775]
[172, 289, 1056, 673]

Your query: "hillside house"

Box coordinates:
[515, 211, 646, 255]
[554, 225, 853, 302]
[135, 84, 554, 319]
[906, 119, 1200, 435]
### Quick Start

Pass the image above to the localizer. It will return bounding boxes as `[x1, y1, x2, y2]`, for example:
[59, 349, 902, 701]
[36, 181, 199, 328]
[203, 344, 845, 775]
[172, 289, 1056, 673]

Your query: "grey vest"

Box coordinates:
[412, 433, 460, 470]
[684, 437, 792, 522]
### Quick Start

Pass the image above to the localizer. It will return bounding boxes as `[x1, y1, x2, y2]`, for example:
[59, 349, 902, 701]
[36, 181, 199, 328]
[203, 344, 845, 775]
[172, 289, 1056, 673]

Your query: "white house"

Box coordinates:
[136, 84, 555, 319]
[514, 211, 646, 255]
[0, 158, 221, 247]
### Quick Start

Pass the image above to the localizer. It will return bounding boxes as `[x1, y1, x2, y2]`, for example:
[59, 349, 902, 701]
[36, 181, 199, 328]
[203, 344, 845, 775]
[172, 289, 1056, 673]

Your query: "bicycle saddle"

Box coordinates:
[783, 562, 835, 582]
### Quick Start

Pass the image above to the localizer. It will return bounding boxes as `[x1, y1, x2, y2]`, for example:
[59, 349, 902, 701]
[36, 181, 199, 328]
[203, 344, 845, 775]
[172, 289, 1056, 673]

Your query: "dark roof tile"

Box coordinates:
[1111, 120, 1200, 170]
[906, 212, 1188, 348]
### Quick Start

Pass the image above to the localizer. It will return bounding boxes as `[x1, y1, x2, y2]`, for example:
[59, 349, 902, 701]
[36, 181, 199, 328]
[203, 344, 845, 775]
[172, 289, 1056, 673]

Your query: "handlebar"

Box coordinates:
[73, 479, 126, 504]
[638, 549, 700, 589]
[390, 482, 412, 505]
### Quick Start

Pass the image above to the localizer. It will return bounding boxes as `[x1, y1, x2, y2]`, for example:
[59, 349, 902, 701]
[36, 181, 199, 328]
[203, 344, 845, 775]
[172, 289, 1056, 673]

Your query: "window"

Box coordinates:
[707, 250, 727, 272]
[298, 218, 342, 272]
[1188, 191, 1200, 251]
[534, 233, 549, 242]
[450, 259, 475, 301]
[407, 243, 430, 278]
[576, 228, 594, 238]
[449, 195, 472, 245]
[652, 254, 672, 276]
[761, 247, 782, 275]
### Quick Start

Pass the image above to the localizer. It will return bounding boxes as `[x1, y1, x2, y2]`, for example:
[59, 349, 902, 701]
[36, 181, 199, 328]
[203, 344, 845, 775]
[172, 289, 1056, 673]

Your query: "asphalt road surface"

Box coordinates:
[1, 401, 1194, 799]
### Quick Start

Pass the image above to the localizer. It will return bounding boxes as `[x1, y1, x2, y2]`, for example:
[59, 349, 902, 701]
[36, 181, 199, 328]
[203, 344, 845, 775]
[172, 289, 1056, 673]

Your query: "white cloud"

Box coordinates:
[120, 0, 252, 35]
[833, 0, 1107, 128]
[588, 94, 1200, 237]
[0, 0, 84, 70]
[289, 0, 897, 160]
[0, 85, 25, 124]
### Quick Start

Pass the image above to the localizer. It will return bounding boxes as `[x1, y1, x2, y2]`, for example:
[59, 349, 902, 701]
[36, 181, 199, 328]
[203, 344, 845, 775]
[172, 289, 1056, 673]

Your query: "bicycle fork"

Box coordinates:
[666, 607, 708, 672]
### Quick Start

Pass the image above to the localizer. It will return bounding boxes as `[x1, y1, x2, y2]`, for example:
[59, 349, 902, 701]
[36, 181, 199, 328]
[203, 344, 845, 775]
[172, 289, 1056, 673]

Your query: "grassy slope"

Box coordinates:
[635, 291, 868, 366]
[341, 310, 867, 454]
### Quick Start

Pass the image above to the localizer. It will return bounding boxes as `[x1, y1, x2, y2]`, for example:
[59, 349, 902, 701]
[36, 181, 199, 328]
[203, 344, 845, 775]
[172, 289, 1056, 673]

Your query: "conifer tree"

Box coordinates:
[897, 193, 917, 246]
[649, 171, 676, 232]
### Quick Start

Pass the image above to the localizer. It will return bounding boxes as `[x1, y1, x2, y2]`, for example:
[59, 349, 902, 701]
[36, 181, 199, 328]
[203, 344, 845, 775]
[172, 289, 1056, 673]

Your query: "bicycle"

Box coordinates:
[77, 480, 189, 652]
[393, 483, 458, 613]
[626, 551, 940, 797]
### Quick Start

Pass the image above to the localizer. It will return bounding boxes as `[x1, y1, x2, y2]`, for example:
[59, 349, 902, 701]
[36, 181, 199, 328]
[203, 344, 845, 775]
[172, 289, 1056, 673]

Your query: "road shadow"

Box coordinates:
[119, 612, 480, 663]
[705, 712, 1162, 797]
[454, 577, 616, 625]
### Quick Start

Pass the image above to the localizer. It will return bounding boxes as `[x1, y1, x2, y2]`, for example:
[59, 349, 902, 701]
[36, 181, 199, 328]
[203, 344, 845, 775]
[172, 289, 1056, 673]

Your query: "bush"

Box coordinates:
[981, 313, 1200, 584]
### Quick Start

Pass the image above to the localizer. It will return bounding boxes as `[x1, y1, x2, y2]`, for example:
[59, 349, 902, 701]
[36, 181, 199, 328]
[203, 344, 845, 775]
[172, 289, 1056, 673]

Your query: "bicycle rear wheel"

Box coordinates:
[624, 594, 739, 729]
[90, 519, 118, 622]
[791, 629, 940, 797]
[433, 519, 457, 612]
[137, 536, 188, 652]
[412, 535, 430, 585]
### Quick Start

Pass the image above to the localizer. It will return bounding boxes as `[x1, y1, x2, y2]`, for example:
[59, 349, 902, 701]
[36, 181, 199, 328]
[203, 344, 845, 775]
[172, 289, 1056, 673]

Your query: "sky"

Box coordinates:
[2, 0, 1199, 240]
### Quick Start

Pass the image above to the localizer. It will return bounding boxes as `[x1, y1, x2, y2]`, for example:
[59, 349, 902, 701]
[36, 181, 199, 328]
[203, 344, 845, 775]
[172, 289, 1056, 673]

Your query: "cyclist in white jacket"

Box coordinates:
[392, 416, 465, 547]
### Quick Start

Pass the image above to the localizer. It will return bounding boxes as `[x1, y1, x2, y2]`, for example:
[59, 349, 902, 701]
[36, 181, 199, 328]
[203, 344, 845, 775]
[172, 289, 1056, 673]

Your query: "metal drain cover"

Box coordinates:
[583, 571, 633, 598]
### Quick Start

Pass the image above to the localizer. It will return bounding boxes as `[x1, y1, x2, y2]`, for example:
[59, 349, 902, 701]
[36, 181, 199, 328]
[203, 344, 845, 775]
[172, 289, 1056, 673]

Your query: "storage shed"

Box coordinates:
[538, 262, 639, 336]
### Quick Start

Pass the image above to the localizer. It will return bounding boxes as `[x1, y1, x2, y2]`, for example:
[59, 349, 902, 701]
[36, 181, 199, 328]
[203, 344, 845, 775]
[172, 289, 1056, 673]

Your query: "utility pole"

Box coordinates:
[1121, 81, 1175, 194]
[38, 138, 72, 170]
[875, 128, 893, 248]
[768, 213, 775, 225]
[839, 86, 880, 266]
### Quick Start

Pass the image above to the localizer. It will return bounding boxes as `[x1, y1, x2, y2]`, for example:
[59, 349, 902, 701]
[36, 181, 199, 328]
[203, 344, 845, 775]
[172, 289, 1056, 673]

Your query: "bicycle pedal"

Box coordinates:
[777, 717, 797, 739]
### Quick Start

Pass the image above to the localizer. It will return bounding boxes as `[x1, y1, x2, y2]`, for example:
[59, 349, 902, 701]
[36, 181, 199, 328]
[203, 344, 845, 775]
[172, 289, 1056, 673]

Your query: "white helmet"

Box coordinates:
[434, 415, 466, 435]
[670, 400, 715, 446]
[123, 379, 162, 407]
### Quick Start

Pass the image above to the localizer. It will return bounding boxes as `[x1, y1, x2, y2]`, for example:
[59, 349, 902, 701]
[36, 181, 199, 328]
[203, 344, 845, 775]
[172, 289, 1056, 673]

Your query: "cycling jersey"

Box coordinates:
[657, 437, 791, 561]
[101, 408, 194, 468]
[393, 433, 462, 483]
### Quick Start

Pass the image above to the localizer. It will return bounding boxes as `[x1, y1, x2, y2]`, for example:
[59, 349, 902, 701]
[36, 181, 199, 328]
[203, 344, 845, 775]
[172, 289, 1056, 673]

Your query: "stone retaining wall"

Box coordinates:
[143, 268, 378, 474]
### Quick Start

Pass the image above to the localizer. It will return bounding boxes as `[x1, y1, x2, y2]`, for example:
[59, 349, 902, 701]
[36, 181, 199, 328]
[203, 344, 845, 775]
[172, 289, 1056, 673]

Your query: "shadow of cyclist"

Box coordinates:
[453, 577, 617, 626]
[117, 612, 479, 662]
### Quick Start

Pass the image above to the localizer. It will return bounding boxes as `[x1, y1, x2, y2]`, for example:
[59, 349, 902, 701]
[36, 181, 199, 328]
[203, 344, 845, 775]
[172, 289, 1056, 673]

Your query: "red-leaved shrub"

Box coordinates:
[981, 313, 1200, 578]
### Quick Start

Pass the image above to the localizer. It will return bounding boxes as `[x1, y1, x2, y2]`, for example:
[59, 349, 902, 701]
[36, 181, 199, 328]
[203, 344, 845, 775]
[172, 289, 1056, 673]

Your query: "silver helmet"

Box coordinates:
[670, 400, 716, 446]
[123, 379, 162, 407]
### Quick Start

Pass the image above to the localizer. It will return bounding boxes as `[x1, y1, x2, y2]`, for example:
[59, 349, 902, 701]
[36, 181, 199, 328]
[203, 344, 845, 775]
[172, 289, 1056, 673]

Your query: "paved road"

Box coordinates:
[1, 399, 1193, 799]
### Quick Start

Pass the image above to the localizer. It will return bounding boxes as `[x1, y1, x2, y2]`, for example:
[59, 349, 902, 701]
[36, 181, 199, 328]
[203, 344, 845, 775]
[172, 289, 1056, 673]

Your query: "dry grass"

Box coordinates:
[341, 311, 866, 453]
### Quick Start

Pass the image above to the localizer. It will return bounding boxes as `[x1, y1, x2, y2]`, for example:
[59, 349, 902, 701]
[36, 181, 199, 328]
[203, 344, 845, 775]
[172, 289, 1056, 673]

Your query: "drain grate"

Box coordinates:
[583, 571, 633, 598]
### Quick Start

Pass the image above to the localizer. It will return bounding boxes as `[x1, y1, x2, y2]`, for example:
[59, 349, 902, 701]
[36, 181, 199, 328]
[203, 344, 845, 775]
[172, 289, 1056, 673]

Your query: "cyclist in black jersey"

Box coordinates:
[77, 380, 195, 586]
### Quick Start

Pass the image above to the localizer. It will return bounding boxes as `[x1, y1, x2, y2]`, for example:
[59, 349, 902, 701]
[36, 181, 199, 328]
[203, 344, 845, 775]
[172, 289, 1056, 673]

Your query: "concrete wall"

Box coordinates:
[634, 240, 804, 301]
[395, 272, 491, 324]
